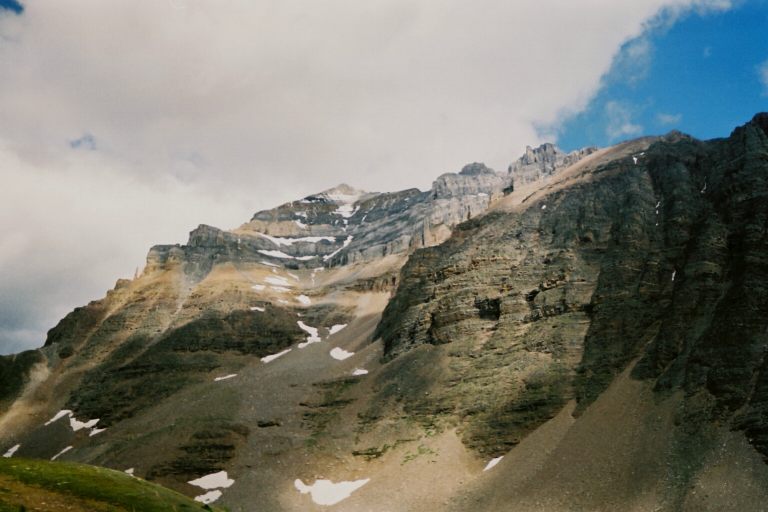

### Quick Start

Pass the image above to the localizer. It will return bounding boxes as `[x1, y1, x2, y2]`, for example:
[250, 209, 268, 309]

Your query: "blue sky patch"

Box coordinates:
[0, 0, 23, 14]
[556, 1, 768, 150]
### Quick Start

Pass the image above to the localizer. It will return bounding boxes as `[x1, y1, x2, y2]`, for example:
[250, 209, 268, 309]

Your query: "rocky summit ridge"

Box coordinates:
[1, 115, 768, 512]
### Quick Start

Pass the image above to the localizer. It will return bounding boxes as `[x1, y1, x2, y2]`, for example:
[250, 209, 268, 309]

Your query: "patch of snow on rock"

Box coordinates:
[45, 409, 73, 426]
[297, 295, 311, 305]
[330, 347, 354, 361]
[259, 233, 335, 247]
[51, 446, 73, 461]
[214, 374, 238, 382]
[294, 478, 370, 506]
[297, 321, 322, 348]
[3, 444, 20, 458]
[333, 204, 358, 218]
[541, 204, 547, 210]
[125, 468, 135, 476]
[89, 428, 106, 437]
[250, 306, 266, 312]
[352, 369, 369, 376]
[258, 249, 296, 259]
[271, 286, 291, 293]
[483, 456, 503, 471]
[70, 417, 99, 432]
[261, 349, 292, 363]
[329, 324, 347, 335]
[188, 471, 235, 490]
[323, 236, 353, 261]
[194, 490, 223, 504]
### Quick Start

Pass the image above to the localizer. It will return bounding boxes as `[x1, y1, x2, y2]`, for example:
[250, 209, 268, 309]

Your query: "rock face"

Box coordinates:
[1, 115, 768, 511]
[509, 142, 598, 185]
[376, 114, 768, 464]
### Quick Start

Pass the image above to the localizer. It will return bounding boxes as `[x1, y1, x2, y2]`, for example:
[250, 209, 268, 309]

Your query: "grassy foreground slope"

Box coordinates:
[0, 458, 223, 512]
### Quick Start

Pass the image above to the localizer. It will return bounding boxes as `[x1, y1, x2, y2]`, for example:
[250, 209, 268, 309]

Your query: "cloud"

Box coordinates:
[609, 37, 654, 85]
[759, 59, 768, 96]
[656, 112, 683, 125]
[0, 0, 733, 354]
[605, 101, 643, 140]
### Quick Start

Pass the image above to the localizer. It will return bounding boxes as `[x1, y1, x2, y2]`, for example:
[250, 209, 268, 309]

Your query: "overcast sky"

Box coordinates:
[0, 0, 749, 354]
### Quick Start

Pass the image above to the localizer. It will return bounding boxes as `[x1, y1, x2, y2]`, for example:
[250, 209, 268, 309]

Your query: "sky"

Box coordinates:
[0, 0, 766, 355]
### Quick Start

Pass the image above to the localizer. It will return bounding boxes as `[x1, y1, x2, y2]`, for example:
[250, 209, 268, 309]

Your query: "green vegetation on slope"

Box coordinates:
[0, 458, 223, 512]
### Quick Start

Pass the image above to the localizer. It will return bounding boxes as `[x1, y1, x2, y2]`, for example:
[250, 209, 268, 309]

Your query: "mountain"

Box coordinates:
[1, 114, 767, 511]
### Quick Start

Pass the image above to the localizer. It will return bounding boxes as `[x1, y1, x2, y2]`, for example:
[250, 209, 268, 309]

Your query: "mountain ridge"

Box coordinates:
[2, 117, 767, 511]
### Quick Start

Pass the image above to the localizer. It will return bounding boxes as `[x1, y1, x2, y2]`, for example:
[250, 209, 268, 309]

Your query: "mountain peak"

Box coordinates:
[459, 162, 495, 176]
[319, 183, 368, 203]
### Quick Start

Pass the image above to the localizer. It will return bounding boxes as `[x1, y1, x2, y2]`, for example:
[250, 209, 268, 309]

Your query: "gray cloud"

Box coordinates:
[0, 0, 732, 354]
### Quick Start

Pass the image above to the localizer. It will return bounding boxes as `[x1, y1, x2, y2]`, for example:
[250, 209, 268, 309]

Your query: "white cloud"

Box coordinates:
[605, 101, 643, 140]
[759, 59, 768, 96]
[656, 112, 683, 125]
[610, 37, 654, 85]
[0, 0, 733, 353]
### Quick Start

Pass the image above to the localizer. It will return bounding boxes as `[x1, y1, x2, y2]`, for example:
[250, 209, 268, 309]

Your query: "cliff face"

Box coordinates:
[376, 115, 768, 463]
[509, 142, 598, 185]
[1, 117, 767, 511]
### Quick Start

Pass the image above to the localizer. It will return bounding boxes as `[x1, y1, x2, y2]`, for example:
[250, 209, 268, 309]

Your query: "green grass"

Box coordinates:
[0, 458, 225, 511]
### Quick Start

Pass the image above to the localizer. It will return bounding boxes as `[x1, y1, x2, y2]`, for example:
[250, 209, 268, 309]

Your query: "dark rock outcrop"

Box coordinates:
[376, 114, 768, 459]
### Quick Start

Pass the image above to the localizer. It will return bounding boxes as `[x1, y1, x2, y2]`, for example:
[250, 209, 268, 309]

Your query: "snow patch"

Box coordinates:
[70, 417, 99, 432]
[194, 490, 223, 504]
[297, 295, 311, 305]
[333, 204, 358, 218]
[250, 306, 265, 312]
[483, 456, 503, 471]
[125, 468, 134, 476]
[258, 249, 295, 259]
[329, 324, 347, 335]
[323, 236, 353, 261]
[252, 284, 266, 291]
[46, 409, 102, 436]
[294, 478, 370, 506]
[271, 286, 291, 293]
[261, 260, 280, 268]
[45, 410, 73, 426]
[258, 233, 335, 247]
[297, 321, 322, 348]
[51, 446, 73, 461]
[672, 270, 677, 282]
[3, 444, 20, 458]
[89, 428, 106, 437]
[330, 347, 354, 361]
[632, 156, 638, 165]
[352, 368, 368, 376]
[261, 348, 292, 363]
[188, 471, 235, 490]
[214, 374, 238, 382]
[541, 204, 547, 210]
